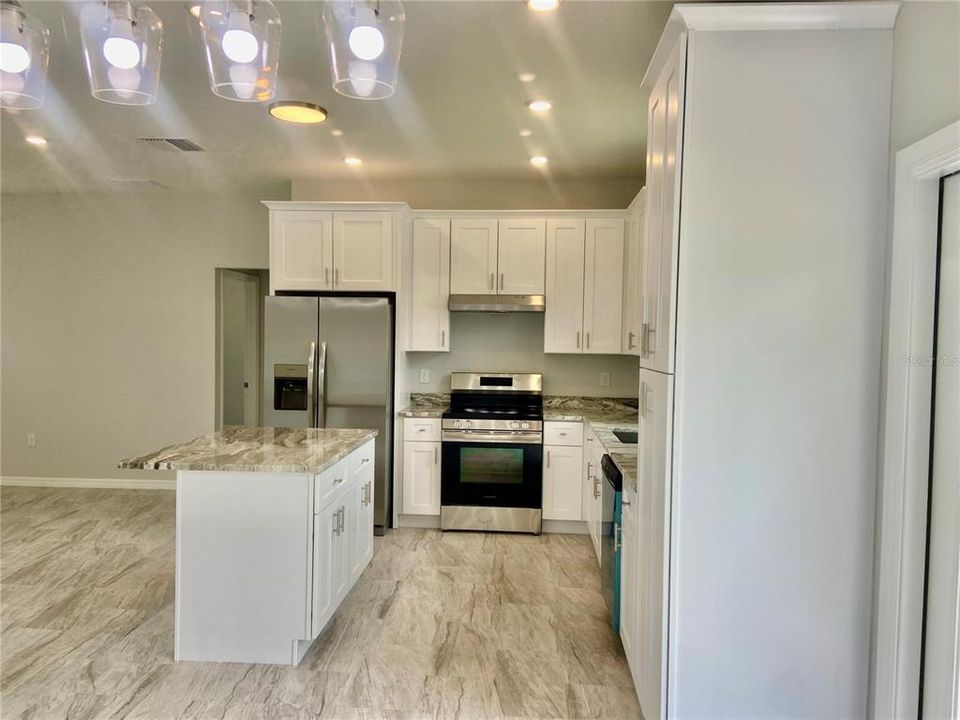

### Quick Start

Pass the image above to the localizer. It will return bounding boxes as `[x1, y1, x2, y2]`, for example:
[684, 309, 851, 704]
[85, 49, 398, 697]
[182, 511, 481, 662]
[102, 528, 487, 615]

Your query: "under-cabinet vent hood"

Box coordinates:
[447, 294, 545, 313]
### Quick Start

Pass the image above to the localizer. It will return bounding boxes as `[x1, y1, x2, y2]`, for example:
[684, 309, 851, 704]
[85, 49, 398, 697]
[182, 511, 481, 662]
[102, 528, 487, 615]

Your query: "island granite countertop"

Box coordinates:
[119, 426, 378, 474]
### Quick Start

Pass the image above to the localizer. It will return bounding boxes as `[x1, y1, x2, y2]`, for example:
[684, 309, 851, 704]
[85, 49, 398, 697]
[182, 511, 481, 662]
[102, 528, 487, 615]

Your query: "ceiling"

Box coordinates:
[0, 1, 673, 194]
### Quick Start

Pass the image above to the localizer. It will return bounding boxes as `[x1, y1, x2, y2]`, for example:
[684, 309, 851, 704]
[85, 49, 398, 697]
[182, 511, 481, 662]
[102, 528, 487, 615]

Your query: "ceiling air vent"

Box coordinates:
[139, 137, 205, 152]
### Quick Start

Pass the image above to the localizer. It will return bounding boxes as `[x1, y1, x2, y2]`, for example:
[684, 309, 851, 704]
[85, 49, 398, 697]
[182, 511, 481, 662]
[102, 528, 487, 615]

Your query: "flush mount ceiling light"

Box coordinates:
[344, 156, 362, 166]
[519, 129, 532, 137]
[526, 99, 552, 113]
[518, 72, 535, 83]
[199, 0, 280, 102]
[78, 1, 163, 105]
[323, 1, 404, 101]
[331, 129, 343, 136]
[530, 155, 548, 167]
[24, 133, 46, 145]
[0, 0, 49, 110]
[268, 100, 328, 124]
[527, 0, 559, 11]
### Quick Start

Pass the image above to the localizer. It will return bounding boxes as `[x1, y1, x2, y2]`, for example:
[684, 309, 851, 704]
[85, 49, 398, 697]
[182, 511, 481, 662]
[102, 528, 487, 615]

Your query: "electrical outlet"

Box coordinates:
[599, 372, 611, 388]
[26, 433, 36, 447]
[419, 368, 430, 384]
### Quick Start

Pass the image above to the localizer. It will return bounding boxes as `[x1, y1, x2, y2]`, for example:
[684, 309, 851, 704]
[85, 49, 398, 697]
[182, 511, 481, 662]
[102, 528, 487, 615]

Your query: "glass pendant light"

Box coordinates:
[199, 0, 280, 102]
[322, 1, 404, 101]
[78, 1, 163, 105]
[0, 1, 49, 110]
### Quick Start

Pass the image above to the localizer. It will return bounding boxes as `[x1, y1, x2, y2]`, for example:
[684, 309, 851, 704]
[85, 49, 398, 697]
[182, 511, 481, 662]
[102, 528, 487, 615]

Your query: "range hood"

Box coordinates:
[447, 294, 545, 313]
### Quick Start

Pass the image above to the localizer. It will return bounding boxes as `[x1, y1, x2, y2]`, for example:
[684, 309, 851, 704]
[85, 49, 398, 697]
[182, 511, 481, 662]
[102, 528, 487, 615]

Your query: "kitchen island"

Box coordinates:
[120, 426, 377, 666]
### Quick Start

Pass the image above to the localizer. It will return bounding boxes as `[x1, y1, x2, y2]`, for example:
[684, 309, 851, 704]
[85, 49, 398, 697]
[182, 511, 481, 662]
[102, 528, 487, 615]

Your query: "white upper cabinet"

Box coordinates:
[583, 218, 625, 354]
[269, 208, 395, 293]
[498, 218, 546, 294]
[450, 219, 499, 294]
[623, 191, 645, 356]
[544, 219, 586, 353]
[409, 218, 451, 352]
[270, 211, 334, 293]
[544, 217, 625, 355]
[640, 37, 686, 373]
[332, 213, 394, 292]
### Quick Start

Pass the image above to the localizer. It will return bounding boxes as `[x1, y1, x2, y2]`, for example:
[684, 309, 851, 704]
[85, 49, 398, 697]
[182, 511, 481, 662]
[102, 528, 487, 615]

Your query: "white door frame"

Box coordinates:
[872, 120, 960, 719]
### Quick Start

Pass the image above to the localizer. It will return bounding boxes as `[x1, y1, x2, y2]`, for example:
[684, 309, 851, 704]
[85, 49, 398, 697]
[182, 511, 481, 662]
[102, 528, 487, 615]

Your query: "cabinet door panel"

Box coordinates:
[641, 37, 686, 374]
[498, 218, 546, 294]
[450, 219, 499, 295]
[624, 198, 645, 356]
[620, 482, 639, 672]
[542, 445, 583, 521]
[410, 218, 451, 352]
[545, 219, 586, 354]
[402, 442, 440, 515]
[332, 500, 350, 604]
[270, 211, 333, 292]
[311, 506, 337, 638]
[637, 368, 674, 720]
[584, 219, 625, 354]
[358, 470, 375, 572]
[333, 213, 393, 292]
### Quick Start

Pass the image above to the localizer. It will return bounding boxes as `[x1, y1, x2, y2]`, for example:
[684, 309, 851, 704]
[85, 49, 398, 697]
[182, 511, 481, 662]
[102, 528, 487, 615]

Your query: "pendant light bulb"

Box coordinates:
[0, 41, 29, 73]
[102, 17, 141, 69]
[107, 65, 140, 98]
[347, 5, 383, 61]
[228, 62, 257, 99]
[221, 11, 258, 64]
[347, 59, 376, 97]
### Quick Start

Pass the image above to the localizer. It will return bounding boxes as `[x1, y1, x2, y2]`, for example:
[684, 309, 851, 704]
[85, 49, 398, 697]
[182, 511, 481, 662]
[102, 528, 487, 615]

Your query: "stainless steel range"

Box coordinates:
[440, 372, 544, 534]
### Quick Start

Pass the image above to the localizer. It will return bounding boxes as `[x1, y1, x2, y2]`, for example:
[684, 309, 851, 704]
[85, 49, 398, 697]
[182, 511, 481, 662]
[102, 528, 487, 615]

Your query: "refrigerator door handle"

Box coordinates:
[316, 340, 328, 428]
[306, 341, 316, 427]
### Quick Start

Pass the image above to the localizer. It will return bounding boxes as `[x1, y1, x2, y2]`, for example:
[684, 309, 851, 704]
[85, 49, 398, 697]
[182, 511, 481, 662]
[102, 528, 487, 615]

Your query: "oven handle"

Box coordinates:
[442, 430, 543, 445]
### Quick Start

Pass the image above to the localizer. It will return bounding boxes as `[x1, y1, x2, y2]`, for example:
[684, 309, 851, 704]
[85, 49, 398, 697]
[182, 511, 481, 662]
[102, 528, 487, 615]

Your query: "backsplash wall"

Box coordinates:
[406, 313, 639, 398]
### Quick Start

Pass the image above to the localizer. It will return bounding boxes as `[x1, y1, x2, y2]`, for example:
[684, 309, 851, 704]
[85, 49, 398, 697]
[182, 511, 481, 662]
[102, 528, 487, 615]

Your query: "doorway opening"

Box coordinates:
[215, 269, 269, 429]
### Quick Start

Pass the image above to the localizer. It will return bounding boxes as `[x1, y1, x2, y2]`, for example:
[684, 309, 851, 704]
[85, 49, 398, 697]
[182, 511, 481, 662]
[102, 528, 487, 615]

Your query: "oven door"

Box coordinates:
[441, 435, 542, 509]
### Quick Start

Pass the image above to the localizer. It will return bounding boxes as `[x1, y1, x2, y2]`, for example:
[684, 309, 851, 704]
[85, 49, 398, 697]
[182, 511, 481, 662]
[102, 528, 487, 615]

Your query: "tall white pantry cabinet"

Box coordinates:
[634, 4, 897, 720]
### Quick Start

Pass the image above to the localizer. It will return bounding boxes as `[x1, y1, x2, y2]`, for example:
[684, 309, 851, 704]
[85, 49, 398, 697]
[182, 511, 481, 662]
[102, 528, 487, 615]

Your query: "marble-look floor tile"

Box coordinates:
[1, 487, 640, 719]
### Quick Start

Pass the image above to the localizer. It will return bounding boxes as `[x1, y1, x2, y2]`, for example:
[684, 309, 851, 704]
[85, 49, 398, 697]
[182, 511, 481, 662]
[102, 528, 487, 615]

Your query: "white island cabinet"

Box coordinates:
[120, 427, 377, 666]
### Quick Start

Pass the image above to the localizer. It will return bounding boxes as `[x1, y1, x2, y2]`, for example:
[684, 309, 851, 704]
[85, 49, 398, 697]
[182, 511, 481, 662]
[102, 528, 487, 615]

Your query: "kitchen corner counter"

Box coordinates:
[119, 426, 378, 474]
[543, 396, 639, 426]
[397, 393, 450, 418]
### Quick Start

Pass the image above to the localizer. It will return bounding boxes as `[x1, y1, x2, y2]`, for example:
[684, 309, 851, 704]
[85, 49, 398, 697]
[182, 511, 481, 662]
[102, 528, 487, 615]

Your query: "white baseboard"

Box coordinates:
[1, 476, 176, 490]
[396, 514, 588, 535]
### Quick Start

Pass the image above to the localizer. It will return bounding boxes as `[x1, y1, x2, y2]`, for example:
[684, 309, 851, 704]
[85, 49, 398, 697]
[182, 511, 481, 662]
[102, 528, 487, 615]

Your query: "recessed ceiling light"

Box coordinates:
[526, 99, 552, 113]
[519, 129, 532, 137]
[187, 3, 201, 18]
[268, 101, 328, 124]
[530, 155, 548, 167]
[518, 73, 536, 83]
[25, 134, 47, 146]
[528, 0, 560, 11]
[331, 129, 344, 137]
[344, 156, 362, 166]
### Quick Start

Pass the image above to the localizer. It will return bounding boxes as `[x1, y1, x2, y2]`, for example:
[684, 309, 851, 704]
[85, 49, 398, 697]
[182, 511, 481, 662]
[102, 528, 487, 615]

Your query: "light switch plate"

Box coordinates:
[419, 368, 430, 384]
[599, 372, 611, 388]
[26, 432, 36, 447]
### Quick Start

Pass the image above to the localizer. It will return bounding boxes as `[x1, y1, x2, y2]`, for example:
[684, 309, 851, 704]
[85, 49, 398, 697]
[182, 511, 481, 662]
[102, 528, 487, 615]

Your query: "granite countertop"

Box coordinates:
[397, 393, 449, 418]
[119, 426, 378, 474]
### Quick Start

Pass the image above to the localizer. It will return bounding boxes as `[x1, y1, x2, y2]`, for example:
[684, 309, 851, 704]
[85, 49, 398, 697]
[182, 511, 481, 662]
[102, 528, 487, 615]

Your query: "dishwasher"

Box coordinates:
[600, 454, 623, 632]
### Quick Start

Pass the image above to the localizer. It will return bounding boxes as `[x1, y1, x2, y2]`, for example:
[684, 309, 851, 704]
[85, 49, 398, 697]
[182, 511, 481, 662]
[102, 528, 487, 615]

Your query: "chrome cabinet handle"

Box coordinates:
[339, 506, 345, 534]
[640, 381, 651, 418]
[499, 273, 504, 290]
[335, 268, 341, 287]
[546, 450, 551, 469]
[332, 511, 339, 536]
[586, 332, 591, 350]
[622, 499, 632, 507]
[361, 457, 371, 464]
[628, 331, 636, 350]
[441, 329, 446, 347]
[641, 322, 655, 357]
[434, 446, 439, 464]
[325, 267, 331, 285]
[334, 476, 344, 485]
[489, 273, 494, 291]
[576, 331, 581, 349]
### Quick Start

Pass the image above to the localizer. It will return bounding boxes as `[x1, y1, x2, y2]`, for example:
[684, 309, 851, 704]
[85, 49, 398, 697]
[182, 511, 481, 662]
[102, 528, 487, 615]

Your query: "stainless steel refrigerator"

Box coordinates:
[263, 296, 394, 533]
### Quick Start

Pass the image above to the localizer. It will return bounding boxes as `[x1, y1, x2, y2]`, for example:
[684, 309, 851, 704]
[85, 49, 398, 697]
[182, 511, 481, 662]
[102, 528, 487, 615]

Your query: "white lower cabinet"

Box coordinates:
[542, 444, 583, 521]
[310, 439, 375, 640]
[402, 419, 442, 515]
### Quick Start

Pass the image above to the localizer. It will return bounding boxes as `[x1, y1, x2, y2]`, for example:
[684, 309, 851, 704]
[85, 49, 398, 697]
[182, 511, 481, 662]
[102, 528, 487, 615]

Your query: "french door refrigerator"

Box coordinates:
[263, 296, 394, 533]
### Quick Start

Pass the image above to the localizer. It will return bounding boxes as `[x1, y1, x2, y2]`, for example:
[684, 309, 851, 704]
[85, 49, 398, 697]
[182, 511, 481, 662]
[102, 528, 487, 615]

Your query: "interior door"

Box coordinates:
[270, 210, 333, 292]
[922, 172, 960, 718]
[450, 219, 499, 295]
[498, 218, 546, 294]
[219, 270, 261, 427]
[584, 218, 625, 354]
[544, 218, 586, 354]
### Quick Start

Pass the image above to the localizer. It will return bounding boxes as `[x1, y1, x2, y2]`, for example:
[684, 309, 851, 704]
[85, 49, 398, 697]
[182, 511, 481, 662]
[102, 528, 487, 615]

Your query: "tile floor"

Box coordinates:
[1, 487, 640, 719]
